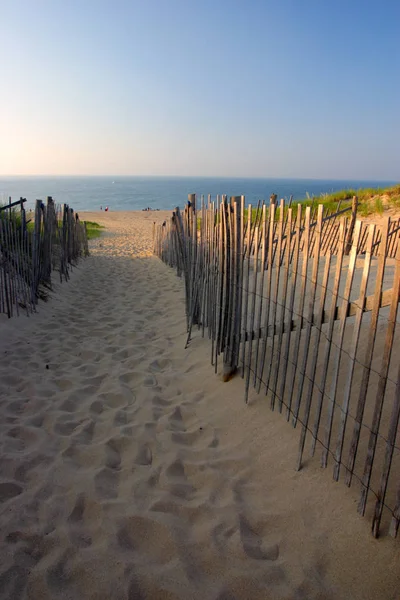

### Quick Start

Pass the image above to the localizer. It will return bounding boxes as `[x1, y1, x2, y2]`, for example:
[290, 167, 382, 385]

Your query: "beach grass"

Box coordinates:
[243, 183, 400, 223]
[301, 183, 400, 214]
[84, 221, 105, 239]
[196, 184, 400, 229]
[1, 208, 105, 239]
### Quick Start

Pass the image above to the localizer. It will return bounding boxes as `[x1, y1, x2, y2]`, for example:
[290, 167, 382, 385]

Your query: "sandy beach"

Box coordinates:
[0, 210, 399, 600]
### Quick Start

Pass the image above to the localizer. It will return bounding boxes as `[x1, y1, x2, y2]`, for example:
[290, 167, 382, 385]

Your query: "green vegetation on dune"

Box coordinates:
[1, 211, 106, 240]
[84, 221, 105, 240]
[298, 183, 400, 218]
[195, 184, 400, 229]
[241, 183, 400, 223]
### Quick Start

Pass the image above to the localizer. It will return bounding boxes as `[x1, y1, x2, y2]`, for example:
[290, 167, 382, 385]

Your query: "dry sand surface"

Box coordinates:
[0, 210, 399, 600]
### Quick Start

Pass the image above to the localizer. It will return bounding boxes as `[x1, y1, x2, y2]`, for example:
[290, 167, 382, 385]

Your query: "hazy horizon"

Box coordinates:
[1, 1, 399, 180]
[1, 174, 398, 183]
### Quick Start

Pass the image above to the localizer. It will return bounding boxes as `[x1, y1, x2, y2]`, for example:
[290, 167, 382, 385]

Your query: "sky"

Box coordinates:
[0, 0, 399, 180]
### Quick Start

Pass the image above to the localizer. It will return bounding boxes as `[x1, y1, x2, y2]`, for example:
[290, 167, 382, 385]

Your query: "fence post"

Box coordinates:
[41, 196, 54, 285]
[61, 204, 69, 280]
[344, 195, 358, 255]
[228, 198, 242, 373]
[20, 198, 27, 237]
[32, 199, 43, 303]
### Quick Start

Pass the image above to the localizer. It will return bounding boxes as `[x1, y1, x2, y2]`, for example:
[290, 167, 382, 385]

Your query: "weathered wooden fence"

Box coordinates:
[154, 193, 400, 538]
[0, 196, 89, 318]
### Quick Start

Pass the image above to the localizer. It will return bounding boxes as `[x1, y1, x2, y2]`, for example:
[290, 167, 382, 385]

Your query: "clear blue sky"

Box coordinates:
[1, 0, 399, 179]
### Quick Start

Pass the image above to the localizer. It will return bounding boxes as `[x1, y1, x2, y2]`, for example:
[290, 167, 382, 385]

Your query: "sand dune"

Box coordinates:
[0, 211, 399, 600]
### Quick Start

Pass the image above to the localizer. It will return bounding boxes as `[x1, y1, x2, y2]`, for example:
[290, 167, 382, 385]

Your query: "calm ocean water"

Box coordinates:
[0, 176, 396, 213]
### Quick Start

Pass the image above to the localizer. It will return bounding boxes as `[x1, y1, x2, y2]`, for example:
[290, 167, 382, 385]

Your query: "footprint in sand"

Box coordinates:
[0, 481, 23, 503]
[6, 399, 29, 415]
[121, 425, 133, 436]
[149, 358, 172, 373]
[72, 420, 95, 445]
[144, 375, 158, 388]
[113, 409, 128, 426]
[238, 514, 279, 561]
[94, 467, 119, 500]
[113, 348, 130, 361]
[26, 412, 45, 428]
[67, 493, 92, 548]
[161, 458, 196, 500]
[46, 548, 75, 591]
[134, 444, 153, 466]
[0, 565, 28, 598]
[105, 439, 122, 470]
[7, 425, 42, 450]
[77, 364, 99, 377]
[85, 374, 107, 388]
[54, 419, 81, 436]
[171, 425, 217, 450]
[78, 349, 98, 361]
[15, 454, 52, 483]
[1, 374, 21, 387]
[90, 399, 104, 414]
[165, 458, 186, 479]
[151, 395, 171, 407]
[59, 398, 78, 413]
[167, 407, 186, 432]
[104, 345, 119, 355]
[118, 368, 150, 390]
[99, 391, 128, 409]
[116, 514, 178, 566]
[152, 406, 165, 422]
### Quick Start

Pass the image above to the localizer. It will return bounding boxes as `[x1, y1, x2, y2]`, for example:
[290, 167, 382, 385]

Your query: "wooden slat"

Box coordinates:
[294, 205, 324, 467]
[371, 233, 400, 537]
[240, 204, 252, 377]
[358, 222, 399, 515]
[310, 219, 346, 456]
[253, 204, 267, 388]
[293, 205, 323, 428]
[345, 219, 390, 489]
[270, 208, 293, 411]
[230, 199, 242, 369]
[0, 197, 27, 212]
[344, 196, 358, 255]
[286, 206, 311, 421]
[278, 205, 302, 417]
[235, 196, 245, 368]
[321, 220, 362, 468]
[256, 202, 275, 393]
[244, 226, 259, 404]
[333, 223, 375, 481]
[211, 203, 218, 365]
[267, 199, 285, 404]
[214, 203, 224, 372]
[224, 200, 235, 367]
[388, 394, 400, 537]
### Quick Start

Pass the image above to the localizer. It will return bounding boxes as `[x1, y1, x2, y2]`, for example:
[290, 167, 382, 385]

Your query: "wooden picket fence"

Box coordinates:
[154, 193, 400, 538]
[0, 196, 89, 318]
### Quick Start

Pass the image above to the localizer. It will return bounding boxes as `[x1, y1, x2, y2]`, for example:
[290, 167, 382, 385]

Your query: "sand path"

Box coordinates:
[0, 212, 399, 599]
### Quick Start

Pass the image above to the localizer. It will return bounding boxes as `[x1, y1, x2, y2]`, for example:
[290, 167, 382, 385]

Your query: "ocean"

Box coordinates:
[0, 176, 396, 213]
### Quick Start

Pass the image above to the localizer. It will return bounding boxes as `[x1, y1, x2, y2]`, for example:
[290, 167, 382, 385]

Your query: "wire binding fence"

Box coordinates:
[154, 193, 400, 539]
[0, 196, 89, 318]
